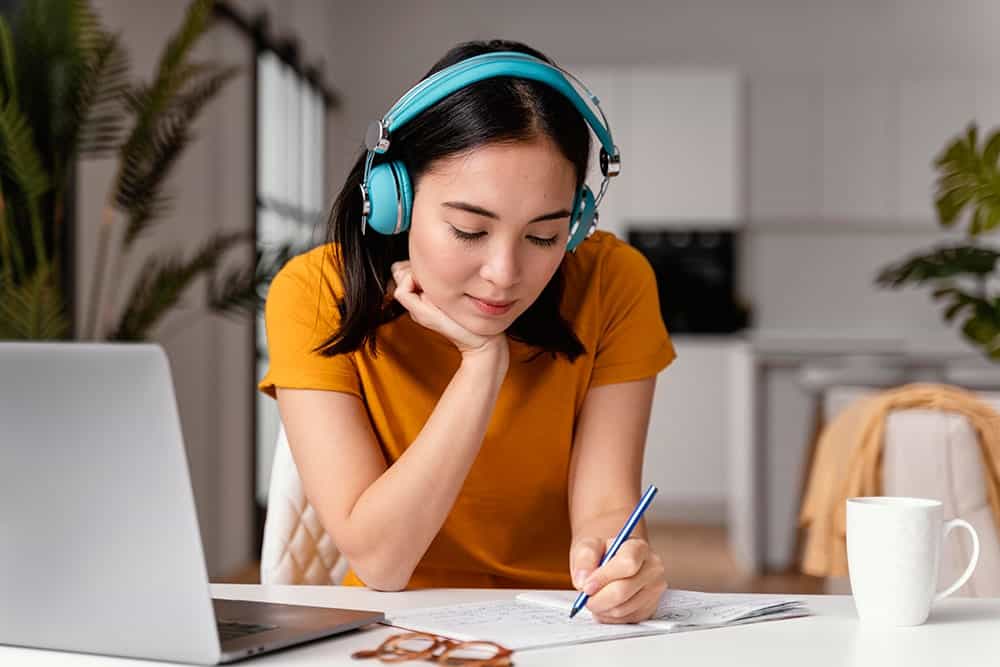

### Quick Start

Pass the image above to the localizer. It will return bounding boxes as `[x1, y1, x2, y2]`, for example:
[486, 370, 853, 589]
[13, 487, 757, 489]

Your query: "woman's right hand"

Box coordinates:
[390, 261, 508, 363]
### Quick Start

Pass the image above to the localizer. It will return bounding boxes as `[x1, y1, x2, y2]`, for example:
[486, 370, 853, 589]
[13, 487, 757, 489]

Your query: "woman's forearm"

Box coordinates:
[339, 343, 508, 590]
[572, 505, 648, 544]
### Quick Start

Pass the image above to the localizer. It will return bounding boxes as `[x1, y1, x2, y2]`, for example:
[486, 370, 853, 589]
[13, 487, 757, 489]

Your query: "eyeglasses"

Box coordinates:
[351, 631, 514, 666]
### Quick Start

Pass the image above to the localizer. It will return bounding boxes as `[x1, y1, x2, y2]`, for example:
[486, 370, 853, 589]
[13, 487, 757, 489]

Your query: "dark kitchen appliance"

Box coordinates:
[627, 228, 750, 334]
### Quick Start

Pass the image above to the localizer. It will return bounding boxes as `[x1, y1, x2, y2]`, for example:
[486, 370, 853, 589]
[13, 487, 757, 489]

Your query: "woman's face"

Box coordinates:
[407, 137, 578, 336]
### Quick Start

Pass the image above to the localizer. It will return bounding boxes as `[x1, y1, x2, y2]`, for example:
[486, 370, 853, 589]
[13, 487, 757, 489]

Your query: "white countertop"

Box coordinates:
[669, 328, 991, 362]
[744, 329, 992, 364]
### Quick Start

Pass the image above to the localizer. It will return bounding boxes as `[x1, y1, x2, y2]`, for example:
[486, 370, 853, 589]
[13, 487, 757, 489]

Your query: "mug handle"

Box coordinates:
[934, 518, 981, 601]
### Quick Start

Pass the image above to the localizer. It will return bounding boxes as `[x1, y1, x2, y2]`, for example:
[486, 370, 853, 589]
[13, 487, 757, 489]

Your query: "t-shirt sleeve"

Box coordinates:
[257, 251, 361, 399]
[590, 242, 676, 387]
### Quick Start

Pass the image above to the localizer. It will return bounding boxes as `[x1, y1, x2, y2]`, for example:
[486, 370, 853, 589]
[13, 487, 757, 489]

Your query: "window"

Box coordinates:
[254, 48, 327, 507]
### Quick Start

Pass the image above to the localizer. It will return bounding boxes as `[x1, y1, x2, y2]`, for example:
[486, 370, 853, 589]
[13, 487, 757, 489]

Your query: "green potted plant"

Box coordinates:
[0, 0, 292, 341]
[877, 122, 1000, 359]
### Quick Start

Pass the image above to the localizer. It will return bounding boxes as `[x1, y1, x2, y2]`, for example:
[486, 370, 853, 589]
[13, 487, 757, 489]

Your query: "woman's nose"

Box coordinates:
[480, 242, 521, 289]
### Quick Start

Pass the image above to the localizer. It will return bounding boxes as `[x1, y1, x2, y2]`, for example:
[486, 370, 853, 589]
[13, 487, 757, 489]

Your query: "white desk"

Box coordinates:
[4, 585, 1000, 666]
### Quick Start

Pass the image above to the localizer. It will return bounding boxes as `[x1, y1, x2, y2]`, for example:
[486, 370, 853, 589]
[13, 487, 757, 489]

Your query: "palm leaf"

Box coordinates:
[0, 181, 24, 281]
[52, 0, 101, 150]
[75, 29, 130, 157]
[9, 0, 93, 182]
[0, 262, 70, 339]
[0, 18, 17, 105]
[111, 0, 221, 247]
[116, 64, 238, 247]
[115, 0, 214, 168]
[208, 242, 299, 317]
[109, 229, 250, 340]
[0, 95, 52, 266]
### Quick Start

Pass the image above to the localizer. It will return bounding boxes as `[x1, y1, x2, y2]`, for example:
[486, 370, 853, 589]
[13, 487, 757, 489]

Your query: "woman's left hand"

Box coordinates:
[569, 536, 668, 624]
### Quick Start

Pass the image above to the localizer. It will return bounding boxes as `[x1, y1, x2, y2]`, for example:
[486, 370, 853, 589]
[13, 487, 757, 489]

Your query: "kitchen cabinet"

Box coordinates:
[750, 76, 1000, 227]
[641, 337, 750, 525]
[626, 69, 743, 225]
[748, 77, 820, 221]
[750, 76, 899, 224]
[571, 66, 744, 233]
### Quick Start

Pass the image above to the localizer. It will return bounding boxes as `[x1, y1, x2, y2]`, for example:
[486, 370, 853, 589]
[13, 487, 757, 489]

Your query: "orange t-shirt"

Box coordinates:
[258, 230, 675, 589]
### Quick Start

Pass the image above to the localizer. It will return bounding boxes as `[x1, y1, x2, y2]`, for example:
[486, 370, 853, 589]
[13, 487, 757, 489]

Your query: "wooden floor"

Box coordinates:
[214, 522, 825, 595]
[645, 522, 824, 595]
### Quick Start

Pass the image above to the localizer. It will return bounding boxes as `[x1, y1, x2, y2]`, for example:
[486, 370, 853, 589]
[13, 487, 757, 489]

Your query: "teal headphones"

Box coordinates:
[359, 51, 621, 252]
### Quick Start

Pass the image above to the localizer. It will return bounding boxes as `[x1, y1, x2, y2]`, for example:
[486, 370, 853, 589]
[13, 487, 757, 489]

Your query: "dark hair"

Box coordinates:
[315, 39, 589, 361]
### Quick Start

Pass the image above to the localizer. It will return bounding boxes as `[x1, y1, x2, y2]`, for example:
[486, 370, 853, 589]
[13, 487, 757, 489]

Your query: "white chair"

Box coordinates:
[818, 386, 1000, 597]
[259, 425, 348, 585]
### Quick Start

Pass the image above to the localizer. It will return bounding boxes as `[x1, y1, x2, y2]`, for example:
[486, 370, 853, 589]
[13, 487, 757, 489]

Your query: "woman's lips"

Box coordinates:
[468, 295, 515, 316]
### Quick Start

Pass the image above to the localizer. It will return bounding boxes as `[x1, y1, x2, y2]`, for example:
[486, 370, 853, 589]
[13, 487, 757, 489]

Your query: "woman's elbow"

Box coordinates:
[338, 543, 414, 591]
[348, 558, 413, 592]
[365, 578, 408, 592]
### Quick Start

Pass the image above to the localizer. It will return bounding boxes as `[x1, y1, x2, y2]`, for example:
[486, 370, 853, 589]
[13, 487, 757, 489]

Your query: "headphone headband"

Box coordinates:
[381, 53, 617, 160]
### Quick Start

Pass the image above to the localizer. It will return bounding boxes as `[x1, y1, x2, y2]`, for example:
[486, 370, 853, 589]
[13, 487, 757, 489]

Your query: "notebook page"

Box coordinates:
[386, 599, 670, 650]
[517, 589, 808, 629]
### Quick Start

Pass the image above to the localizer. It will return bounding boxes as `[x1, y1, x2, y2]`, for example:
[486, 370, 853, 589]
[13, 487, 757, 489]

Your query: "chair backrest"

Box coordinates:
[259, 425, 348, 585]
[883, 402, 1000, 597]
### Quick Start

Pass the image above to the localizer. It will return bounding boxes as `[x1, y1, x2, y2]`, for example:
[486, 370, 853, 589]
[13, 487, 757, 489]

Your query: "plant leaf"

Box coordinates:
[944, 299, 972, 322]
[0, 182, 25, 281]
[108, 229, 250, 340]
[875, 244, 1000, 288]
[76, 28, 130, 157]
[0, 17, 18, 105]
[933, 121, 1000, 237]
[116, 64, 238, 246]
[115, 0, 214, 168]
[208, 242, 298, 317]
[984, 128, 1000, 167]
[0, 262, 70, 339]
[0, 94, 51, 264]
[935, 184, 974, 226]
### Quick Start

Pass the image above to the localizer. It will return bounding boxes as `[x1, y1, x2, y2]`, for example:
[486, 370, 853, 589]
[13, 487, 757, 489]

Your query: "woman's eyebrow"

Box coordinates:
[441, 201, 571, 223]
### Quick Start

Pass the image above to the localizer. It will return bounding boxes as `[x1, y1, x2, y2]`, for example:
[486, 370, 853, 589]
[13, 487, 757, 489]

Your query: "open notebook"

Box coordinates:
[387, 589, 810, 650]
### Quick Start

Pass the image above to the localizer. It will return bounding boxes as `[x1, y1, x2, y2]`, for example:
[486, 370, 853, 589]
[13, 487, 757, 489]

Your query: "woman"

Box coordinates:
[259, 39, 676, 624]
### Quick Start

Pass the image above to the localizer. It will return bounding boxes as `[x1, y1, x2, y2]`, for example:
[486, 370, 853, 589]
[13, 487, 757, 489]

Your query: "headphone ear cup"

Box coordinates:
[566, 186, 596, 252]
[393, 160, 414, 234]
[366, 161, 403, 235]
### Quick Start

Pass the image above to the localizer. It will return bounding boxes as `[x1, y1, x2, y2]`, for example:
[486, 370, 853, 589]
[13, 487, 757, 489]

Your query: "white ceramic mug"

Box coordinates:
[846, 496, 980, 626]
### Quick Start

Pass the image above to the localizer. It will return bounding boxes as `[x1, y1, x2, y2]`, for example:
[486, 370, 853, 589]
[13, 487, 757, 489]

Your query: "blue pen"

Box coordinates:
[569, 484, 658, 619]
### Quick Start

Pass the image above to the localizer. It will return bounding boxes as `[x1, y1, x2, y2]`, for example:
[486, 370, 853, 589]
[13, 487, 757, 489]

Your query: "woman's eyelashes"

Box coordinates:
[447, 224, 560, 247]
[448, 225, 487, 244]
[528, 234, 559, 247]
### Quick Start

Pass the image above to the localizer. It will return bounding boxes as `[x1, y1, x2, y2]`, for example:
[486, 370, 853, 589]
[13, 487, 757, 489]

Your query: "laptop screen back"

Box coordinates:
[0, 343, 222, 664]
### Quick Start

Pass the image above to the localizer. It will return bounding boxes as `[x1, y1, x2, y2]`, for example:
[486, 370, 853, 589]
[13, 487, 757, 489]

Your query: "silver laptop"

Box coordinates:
[0, 342, 384, 664]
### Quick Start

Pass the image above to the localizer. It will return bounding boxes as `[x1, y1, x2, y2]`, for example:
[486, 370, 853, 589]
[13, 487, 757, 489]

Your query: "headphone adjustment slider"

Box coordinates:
[359, 183, 371, 234]
[600, 147, 621, 178]
[365, 120, 391, 154]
